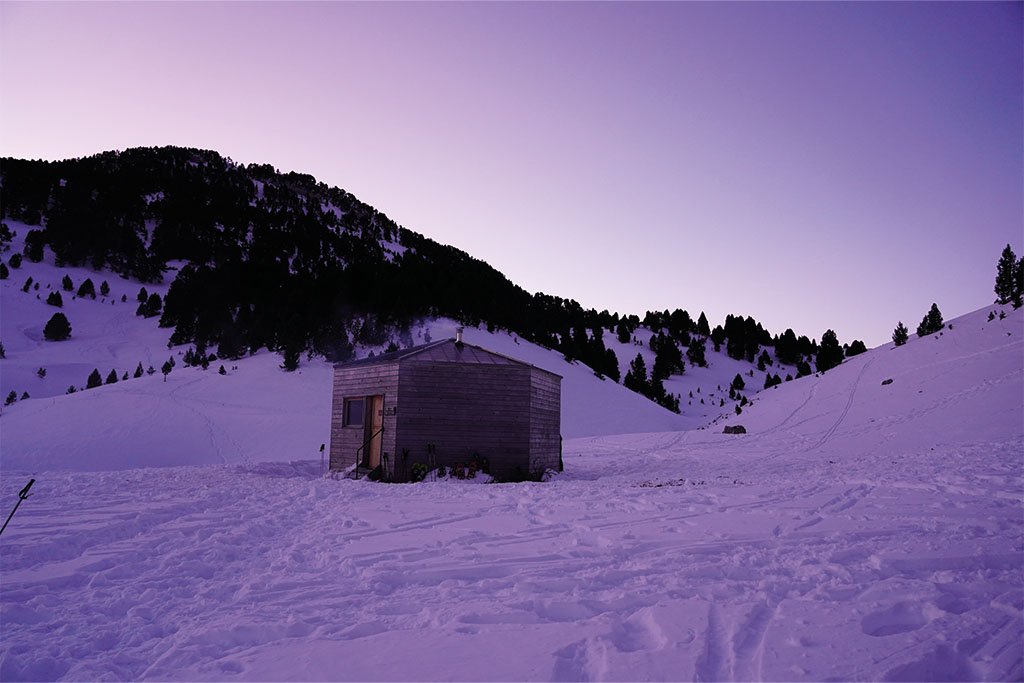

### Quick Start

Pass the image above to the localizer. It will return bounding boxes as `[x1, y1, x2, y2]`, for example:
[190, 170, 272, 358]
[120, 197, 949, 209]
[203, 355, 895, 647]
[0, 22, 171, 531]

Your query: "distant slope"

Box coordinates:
[713, 303, 1024, 451]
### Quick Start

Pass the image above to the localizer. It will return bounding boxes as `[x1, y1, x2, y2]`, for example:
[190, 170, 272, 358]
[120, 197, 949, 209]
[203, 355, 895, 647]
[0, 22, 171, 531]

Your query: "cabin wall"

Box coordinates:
[329, 362, 399, 476]
[528, 368, 562, 474]
[394, 362, 531, 482]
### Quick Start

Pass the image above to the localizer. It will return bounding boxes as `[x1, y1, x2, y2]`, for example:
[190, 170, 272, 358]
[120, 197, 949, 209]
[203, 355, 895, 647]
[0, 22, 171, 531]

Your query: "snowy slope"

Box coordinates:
[0, 221, 691, 473]
[1, 303, 1020, 681]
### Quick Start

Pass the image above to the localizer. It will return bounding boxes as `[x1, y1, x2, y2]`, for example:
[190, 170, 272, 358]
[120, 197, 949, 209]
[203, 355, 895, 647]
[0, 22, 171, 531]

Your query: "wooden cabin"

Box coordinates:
[329, 333, 561, 482]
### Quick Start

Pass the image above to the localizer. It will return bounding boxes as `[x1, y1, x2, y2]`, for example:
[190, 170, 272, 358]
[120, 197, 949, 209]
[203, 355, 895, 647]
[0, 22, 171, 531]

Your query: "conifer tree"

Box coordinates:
[994, 244, 1018, 305]
[615, 319, 630, 344]
[916, 304, 943, 337]
[686, 339, 707, 367]
[1016, 257, 1024, 308]
[100, 281, 110, 297]
[161, 360, 173, 381]
[21, 276, 33, 292]
[0, 262, 8, 280]
[281, 347, 300, 371]
[105, 369, 118, 384]
[67, 386, 76, 394]
[816, 330, 844, 372]
[137, 287, 148, 303]
[134, 362, 144, 378]
[62, 274, 74, 291]
[46, 291, 63, 307]
[77, 278, 96, 299]
[43, 313, 72, 341]
[696, 312, 710, 337]
[5, 390, 16, 405]
[86, 369, 102, 389]
[37, 367, 46, 378]
[8, 253, 21, 268]
[892, 321, 909, 346]
[845, 340, 867, 357]
[0, 341, 5, 358]
[624, 353, 649, 394]
[731, 373, 745, 391]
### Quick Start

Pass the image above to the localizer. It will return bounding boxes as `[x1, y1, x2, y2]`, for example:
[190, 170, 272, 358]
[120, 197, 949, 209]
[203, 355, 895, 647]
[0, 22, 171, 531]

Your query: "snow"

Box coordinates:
[2, 219, 1022, 680]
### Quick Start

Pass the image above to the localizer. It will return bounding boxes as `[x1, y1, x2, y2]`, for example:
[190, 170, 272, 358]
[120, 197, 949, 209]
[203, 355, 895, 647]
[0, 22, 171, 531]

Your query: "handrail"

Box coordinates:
[353, 427, 384, 480]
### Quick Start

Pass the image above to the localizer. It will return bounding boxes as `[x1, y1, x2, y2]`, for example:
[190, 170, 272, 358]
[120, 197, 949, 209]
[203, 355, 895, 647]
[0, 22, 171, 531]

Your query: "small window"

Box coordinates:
[344, 398, 364, 427]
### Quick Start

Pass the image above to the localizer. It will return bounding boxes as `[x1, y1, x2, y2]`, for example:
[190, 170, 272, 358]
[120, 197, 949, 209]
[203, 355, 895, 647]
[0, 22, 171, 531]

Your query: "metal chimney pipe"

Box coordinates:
[456, 327, 464, 343]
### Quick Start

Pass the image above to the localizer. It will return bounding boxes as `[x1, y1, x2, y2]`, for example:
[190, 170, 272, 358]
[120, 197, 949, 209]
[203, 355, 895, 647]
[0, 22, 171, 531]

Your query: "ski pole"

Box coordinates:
[0, 478, 34, 537]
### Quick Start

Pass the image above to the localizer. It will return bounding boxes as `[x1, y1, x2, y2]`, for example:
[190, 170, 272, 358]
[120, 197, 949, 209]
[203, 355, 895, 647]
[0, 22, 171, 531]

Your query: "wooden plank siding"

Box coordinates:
[528, 366, 562, 473]
[329, 362, 400, 475]
[330, 339, 562, 482]
[394, 362, 532, 482]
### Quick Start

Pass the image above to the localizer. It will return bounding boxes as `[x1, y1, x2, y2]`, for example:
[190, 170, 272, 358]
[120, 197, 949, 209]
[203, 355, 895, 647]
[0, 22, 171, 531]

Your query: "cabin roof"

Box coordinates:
[335, 338, 562, 379]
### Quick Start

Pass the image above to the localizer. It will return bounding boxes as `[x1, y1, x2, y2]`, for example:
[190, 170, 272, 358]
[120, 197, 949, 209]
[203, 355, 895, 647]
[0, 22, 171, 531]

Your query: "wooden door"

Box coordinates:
[367, 395, 384, 469]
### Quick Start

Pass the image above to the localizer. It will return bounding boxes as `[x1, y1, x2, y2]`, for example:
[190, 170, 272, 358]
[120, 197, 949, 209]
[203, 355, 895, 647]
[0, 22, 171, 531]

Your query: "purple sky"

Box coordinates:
[2, 2, 1020, 346]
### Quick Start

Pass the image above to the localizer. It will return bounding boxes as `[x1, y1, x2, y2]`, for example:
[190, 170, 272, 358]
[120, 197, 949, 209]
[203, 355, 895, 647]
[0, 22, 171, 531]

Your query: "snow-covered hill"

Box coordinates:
[1, 218, 785, 473]
[1, 286, 1020, 681]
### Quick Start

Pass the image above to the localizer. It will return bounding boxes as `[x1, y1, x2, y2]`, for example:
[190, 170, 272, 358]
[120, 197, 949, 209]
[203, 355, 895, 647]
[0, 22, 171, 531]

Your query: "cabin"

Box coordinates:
[329, 332, 562, 482]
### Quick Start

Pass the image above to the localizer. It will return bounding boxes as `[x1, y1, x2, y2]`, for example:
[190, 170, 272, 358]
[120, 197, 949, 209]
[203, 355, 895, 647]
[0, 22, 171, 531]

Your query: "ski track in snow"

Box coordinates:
[0, 295, 1022, 680]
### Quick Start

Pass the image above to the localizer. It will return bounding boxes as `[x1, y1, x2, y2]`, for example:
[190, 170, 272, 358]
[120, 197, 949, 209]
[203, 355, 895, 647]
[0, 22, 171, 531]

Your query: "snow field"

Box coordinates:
[1, 305, 1021, 681]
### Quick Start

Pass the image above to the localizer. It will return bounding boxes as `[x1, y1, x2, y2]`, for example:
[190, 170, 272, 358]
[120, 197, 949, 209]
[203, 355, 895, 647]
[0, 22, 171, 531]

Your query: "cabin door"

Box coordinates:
[366, 395, 384, 469]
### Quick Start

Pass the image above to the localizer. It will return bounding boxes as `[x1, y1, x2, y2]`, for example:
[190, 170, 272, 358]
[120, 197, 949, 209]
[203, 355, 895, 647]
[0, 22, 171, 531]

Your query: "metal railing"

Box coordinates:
[353, 427, 384, 480]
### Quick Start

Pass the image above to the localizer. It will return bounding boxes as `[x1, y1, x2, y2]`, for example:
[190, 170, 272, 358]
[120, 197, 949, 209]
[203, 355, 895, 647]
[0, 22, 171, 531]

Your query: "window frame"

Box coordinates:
[343, 397, 365, 427]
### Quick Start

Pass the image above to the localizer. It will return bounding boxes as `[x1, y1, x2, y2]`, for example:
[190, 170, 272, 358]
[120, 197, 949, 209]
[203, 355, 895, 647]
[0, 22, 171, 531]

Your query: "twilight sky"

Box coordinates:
[1, 2, 1020, 346]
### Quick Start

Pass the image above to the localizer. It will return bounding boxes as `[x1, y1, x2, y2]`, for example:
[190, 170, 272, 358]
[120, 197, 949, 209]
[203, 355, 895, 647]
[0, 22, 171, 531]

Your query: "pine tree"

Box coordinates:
[0, 341, 5, 358]
[23, 230, 44, 262]
[624, 353, 649, 394]
[100, 281, 110, 297]
[20, 392, 29, 400]
[218, 365, 227, 375]
[66, 385, 76, 394]
[1015, 256, 1024, 309]
[686, 339, 707, 367]
[21, 276, 33, 292]
[137, 287, 148, 303]
[5, 390, 16, 405]
[8, 253, 21, 268]
[77, 278, 96, 299]
[845, 340, 867, 357]
[62, 274, 74, 291]
[0, 262, 8, 280]
[696, 312, 710, 337]
[134, 362, 144, 378]
[86, 369, 102, 389]
[37, 367, 46, 378]
[105, 369, 118, 384]
[43, 313, 72, 341]
[615, 319, 630, 344]
[916, 304, 943, 337]
[46, 291, 63, 307]
[281, 347, 300, 371]
[892, 321, 909, 346]
[161, 360, 173, 381]
[994, 244, 1018, 304]
[816, 330, 844, 372]
[731, 373, 745, 391]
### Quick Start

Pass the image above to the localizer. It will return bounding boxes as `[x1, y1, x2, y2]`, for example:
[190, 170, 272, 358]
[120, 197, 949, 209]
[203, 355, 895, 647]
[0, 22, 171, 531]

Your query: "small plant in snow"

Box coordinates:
[37, 367, 46, 378]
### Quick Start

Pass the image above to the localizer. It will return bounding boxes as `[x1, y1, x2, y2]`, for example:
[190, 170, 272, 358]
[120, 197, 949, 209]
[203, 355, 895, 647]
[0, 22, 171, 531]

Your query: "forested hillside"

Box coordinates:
[1, 147, 833, 409]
